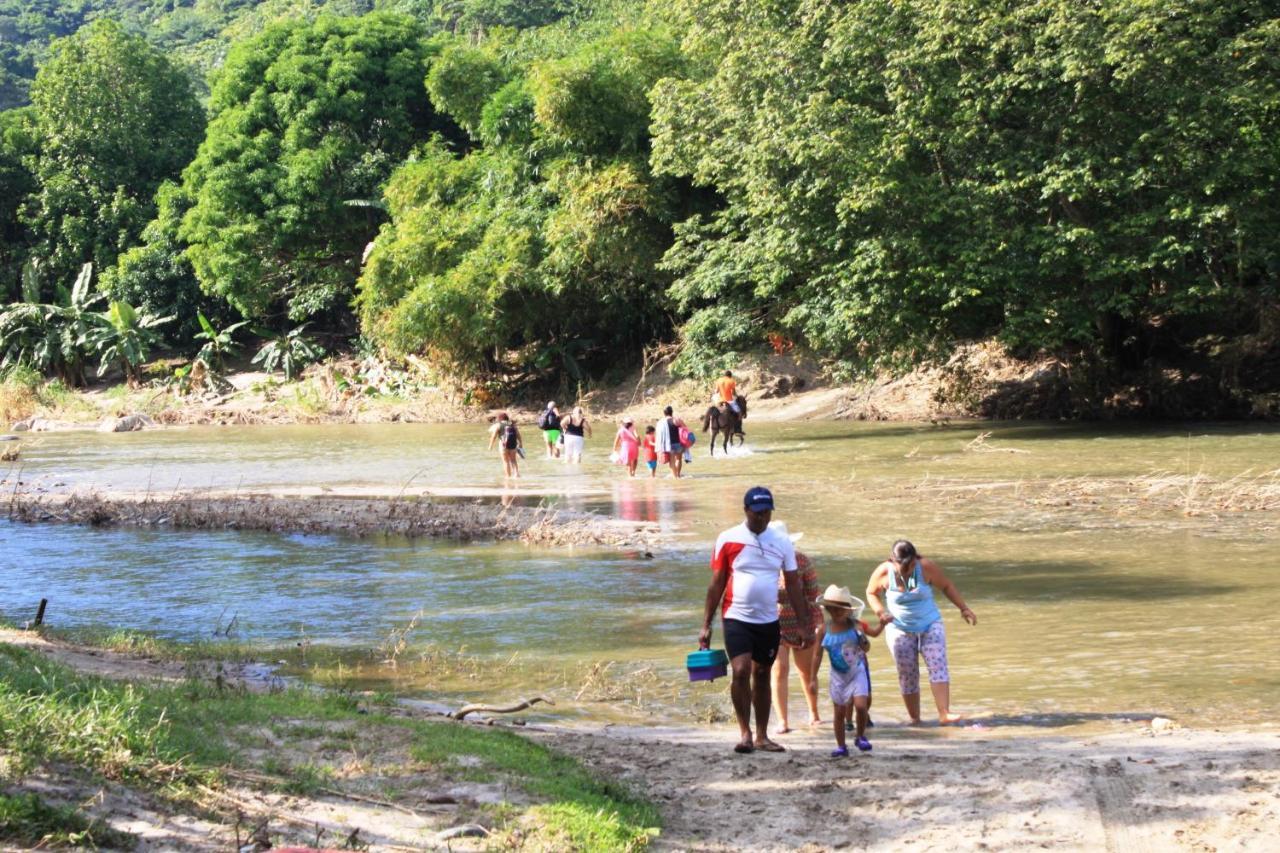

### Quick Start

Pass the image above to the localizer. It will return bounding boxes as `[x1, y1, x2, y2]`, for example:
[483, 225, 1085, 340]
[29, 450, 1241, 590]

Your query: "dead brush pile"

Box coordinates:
[7, 490, 658, 547]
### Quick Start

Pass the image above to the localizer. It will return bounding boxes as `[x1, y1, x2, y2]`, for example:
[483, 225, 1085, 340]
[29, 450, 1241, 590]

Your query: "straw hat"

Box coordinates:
[816, 584, 864, 613]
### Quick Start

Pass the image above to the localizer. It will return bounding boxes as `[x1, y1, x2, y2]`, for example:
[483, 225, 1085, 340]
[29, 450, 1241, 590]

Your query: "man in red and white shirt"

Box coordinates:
[699, 486, 814, 753]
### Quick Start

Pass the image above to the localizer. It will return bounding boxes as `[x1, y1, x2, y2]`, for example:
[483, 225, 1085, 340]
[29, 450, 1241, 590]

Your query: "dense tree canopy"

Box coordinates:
[179, 12, 438, 322]
[356, 19, 684, 380]
[23, 19, 204, 294]
[652, 0, 1280, 375]
[1, 0, 1277, 411]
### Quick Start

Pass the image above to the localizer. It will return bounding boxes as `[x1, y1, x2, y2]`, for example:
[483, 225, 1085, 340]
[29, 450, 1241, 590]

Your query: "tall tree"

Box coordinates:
[0, 107, 37, 301]
[179, 13, 438, 323]
[652, 0, 1280, 375]
[22, 19, 204, 292]
[357, 22, 684, 381]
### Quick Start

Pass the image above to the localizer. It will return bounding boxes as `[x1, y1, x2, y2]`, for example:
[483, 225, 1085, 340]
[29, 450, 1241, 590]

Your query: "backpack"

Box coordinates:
[503, 423, 519, 449]
[537, 408, 552, 430]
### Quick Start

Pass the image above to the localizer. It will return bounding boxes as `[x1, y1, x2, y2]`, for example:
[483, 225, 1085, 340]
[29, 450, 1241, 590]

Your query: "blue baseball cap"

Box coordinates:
[743, 486, 775, 511]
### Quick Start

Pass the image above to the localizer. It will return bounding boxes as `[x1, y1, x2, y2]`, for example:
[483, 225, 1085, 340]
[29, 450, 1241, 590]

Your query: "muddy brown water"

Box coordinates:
[3, 420, 1278, 728]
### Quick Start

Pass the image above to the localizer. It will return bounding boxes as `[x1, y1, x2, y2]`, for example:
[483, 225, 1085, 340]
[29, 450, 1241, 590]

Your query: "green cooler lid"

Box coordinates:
[686, 649, 728, 668]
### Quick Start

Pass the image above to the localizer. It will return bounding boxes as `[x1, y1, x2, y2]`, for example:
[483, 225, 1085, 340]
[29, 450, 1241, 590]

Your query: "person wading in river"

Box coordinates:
[700, 486, 814, 753]
[655, 406, 683, 478]
[486, 412, 523, 479]
[866, 539, 976, 725]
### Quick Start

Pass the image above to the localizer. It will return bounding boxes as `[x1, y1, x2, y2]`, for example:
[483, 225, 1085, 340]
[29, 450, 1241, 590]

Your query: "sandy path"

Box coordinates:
[533, 720, 1280, 851]
[5, 630, 1277, 852]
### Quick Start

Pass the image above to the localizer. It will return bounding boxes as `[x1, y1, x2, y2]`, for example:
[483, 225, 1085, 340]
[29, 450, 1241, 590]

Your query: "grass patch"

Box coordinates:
[0, 792, 137, 849]
[0, 366, 42, 422]
[0, 642, 661, 851]
[45, 625, 265, 664]
[412, 724, 660, 851]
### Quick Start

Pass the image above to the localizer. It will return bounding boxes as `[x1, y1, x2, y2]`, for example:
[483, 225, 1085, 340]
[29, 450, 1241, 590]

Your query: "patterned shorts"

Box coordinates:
[883, 620, 949, 694]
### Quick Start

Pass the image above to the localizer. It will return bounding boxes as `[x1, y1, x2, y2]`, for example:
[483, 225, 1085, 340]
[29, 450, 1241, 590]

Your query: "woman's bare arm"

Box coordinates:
[922, 558, 976, 625]
[865, 563, 891, 622]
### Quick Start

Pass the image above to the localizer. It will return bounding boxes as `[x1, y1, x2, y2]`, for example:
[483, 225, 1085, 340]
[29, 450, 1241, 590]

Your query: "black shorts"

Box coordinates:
[723, 618, 781, 665]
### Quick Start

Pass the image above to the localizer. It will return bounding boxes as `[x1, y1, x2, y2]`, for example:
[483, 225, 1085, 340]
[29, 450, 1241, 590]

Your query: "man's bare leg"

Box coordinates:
[752, 660, 784, 751]
[729, 653, 755, 751]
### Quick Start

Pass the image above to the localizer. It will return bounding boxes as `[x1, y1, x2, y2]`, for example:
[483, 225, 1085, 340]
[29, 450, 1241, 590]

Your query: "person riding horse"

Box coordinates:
[703, 394, 747, 455]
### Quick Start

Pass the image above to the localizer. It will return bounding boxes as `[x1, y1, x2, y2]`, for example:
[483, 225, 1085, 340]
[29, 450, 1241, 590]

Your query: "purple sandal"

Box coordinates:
[831, 746, 849, 757]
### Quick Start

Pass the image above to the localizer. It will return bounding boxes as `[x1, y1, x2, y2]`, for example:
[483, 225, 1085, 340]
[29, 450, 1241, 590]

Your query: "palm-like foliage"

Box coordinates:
[0, 262, 102, 386]
[252, 324, 324, 381]
[88, 300, 172, 385]
[193, 312, 249, 373]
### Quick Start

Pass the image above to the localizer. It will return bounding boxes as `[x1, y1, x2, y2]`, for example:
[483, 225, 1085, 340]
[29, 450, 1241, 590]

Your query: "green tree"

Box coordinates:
[425, 41, 509, 136]
[100, 182, 212, 346]
[652, 0, 1280, 376]
[358, 21, 684, 381]
[0, 107, 37, 301]
[23, 19, 204, 288]
[179, 13, 439, 323]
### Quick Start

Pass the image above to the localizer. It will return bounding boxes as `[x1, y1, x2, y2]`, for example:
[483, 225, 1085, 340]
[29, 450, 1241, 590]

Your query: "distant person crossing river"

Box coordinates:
[705, 369, 747, 454]
[537, 402, 562, 459]
[486, 412, 523, 479]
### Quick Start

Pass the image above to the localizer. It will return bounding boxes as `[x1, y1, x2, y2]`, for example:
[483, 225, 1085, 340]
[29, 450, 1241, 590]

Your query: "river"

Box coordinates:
[3, 419, 1278, 727]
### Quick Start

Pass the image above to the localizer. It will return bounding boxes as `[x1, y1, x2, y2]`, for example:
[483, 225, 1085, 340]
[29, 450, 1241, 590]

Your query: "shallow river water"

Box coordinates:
[3, 419, 1278, 727]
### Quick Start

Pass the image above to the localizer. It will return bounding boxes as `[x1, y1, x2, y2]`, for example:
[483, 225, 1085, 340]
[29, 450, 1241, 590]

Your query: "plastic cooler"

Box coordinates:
[686, 648, 729, 682]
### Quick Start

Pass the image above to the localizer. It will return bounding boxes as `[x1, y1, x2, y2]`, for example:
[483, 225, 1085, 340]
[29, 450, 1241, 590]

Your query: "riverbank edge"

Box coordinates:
[0, 626, 661, 851]
[4, 488, 661, 548]
[3, 626, 1278, 852]
[7, 339, 1274, 434]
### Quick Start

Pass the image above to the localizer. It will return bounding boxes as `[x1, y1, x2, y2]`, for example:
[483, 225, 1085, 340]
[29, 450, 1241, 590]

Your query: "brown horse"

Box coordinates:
[702, 396, 747, 455]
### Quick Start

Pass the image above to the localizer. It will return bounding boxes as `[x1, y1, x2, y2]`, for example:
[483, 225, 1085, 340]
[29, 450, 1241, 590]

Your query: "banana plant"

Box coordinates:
[89, 300, 173, 385]
[0, 262, 104, 386]
[252, 324, 324, 381]
[193, 312, 249, 373]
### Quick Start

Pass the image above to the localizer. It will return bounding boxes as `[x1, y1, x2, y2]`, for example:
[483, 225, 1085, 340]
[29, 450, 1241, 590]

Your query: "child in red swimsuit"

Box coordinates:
[642, 426, 658, 478]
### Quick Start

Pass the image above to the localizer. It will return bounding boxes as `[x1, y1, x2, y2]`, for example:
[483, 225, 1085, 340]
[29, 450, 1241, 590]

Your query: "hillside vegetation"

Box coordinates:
[1, 0, 1278, 417]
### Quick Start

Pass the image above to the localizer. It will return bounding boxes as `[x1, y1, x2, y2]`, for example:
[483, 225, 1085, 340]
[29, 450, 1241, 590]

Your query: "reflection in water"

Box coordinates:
[3, 419, 1279, 725]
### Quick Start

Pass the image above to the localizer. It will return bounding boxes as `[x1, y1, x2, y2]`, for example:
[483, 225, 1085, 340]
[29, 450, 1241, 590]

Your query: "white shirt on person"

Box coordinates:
[710, 522, 797, 624]
[654, 417, 675, 454]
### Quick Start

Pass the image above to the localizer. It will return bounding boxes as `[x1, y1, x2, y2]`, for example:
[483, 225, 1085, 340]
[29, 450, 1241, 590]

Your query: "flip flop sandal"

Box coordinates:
[831, 746, 849, 757]
[755, 740, 786, 753]
[734, 742, 755, 754]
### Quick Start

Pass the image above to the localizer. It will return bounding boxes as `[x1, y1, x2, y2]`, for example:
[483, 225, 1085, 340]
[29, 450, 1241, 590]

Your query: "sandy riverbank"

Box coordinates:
[537, 719, 1280, 852]
[3, 629, 1277, 852]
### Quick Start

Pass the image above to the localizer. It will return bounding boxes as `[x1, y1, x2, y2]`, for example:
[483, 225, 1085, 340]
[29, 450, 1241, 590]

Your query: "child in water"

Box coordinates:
[817, 584, 887, 756]
[642, 426, 658, 478]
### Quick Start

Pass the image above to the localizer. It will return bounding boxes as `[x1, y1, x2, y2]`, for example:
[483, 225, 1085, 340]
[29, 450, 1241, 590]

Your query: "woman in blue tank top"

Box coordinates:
[865, 539, 976, 725]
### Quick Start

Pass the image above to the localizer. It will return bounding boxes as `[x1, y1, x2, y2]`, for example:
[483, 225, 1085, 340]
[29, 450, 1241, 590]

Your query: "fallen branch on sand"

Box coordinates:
[449, 697, 554, 720]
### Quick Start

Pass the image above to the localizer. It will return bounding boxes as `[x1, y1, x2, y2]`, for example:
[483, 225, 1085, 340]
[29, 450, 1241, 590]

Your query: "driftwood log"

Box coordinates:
[449, 696, 553, 720]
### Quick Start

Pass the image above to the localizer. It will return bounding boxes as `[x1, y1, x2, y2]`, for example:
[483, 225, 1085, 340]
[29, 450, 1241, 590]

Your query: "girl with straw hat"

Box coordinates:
[817, 584, 888, 756]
